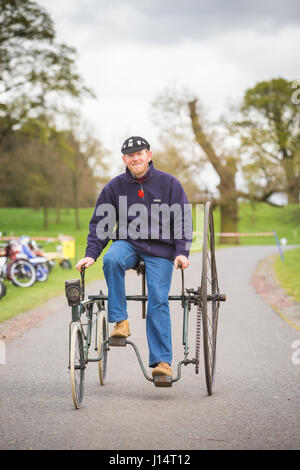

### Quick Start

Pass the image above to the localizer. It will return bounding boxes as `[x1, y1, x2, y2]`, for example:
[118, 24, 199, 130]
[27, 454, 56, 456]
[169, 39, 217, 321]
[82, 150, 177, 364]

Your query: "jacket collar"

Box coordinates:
[125, 160, 154, 183]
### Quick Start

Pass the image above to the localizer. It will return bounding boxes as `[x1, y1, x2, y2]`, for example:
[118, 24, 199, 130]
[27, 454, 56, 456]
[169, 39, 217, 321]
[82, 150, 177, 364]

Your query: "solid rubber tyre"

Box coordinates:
[70, 324, 85, 409]
[201, 202, 220, 395]
[97, 311, 108, 385]
[9, 259, 37, 287]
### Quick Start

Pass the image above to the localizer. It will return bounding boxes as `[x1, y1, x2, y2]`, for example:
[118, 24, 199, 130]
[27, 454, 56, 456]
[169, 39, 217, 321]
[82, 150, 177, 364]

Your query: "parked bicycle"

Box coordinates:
[0, 247, 37, 288]
[7, 237, 49, 282]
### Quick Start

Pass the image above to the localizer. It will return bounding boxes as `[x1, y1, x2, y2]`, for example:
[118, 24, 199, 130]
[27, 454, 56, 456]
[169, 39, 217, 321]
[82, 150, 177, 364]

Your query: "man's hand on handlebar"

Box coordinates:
[76, 257, 95, 272]
[174, 255, 190, 270]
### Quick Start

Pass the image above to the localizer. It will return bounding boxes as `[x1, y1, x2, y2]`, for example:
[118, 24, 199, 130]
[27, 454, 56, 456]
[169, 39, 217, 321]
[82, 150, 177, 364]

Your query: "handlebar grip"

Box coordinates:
[80, 266, 85, 300]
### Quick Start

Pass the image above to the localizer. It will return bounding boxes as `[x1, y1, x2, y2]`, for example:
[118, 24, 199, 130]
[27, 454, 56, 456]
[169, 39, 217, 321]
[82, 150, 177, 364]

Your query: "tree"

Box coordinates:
[0, 116, 109, 229]
[0, 0, 104, 228]
[0, 0, 93, 140]
[153, 142, 210, 203]
[188, 99, 240, 242]
[61, 129, 110, 229]
[234, 78, 300, 204]
[152, 85, 289, 243]
[152, 88, 241, 243]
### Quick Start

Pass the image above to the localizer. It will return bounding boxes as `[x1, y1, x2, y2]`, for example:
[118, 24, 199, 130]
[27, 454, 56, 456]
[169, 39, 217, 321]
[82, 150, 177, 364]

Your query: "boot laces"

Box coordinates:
[158, 362, 170, 370]
[115, 321, 126, 330]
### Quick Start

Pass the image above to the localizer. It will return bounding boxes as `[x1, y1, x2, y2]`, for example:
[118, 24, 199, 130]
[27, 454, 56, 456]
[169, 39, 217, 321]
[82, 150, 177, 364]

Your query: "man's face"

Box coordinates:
[122, 149, 152, 178]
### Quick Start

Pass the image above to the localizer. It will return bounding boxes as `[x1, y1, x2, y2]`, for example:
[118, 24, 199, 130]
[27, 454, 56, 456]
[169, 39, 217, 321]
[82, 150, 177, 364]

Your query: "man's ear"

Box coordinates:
[147, 150, 152, 161]
[122, 154, 127, 164]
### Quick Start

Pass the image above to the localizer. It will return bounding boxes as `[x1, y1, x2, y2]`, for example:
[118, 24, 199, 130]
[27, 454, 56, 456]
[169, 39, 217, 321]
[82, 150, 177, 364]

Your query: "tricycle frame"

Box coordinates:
[68, 286, 197, 385]
[67, 201, 226, 409]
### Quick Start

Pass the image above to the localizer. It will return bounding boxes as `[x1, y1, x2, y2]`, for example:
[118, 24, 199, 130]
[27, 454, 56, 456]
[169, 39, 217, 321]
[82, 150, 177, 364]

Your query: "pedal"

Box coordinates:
[108, 337, 127, 347]
[153, 375, 172, 387]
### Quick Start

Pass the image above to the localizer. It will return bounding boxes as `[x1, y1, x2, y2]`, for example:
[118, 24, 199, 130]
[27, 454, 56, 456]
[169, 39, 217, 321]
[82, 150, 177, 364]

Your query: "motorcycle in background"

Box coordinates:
[15, 236, 50, 282]
[0, 248, 37, 288]
[5, 237, 49, 283]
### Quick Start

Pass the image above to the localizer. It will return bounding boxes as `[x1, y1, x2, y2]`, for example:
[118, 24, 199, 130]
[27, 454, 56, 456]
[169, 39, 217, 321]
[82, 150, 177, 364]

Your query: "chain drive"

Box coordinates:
[195, 286, 202, 374]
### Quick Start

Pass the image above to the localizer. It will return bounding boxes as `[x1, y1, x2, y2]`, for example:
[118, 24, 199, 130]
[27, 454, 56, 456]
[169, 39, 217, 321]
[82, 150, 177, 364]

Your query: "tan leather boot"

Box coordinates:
[152, 362, 172, 377]
[110, 319, 131, 338]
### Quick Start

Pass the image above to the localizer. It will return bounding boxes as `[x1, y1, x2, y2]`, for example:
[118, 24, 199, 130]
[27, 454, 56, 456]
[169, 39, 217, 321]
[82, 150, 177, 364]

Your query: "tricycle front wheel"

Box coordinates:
[70, 324, 85, 409]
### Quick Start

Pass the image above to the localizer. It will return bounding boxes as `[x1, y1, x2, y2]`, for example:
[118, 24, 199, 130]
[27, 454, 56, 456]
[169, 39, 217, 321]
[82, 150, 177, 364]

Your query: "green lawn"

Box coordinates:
[274, 247, 300, 302]
[0, 207, 107, 322]
[0, 203, 299, 322]
[232, 202, 300, 246]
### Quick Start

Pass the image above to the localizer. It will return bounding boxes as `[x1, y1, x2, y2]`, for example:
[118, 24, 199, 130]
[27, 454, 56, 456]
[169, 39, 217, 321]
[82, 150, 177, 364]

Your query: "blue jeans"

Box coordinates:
[103, 240, 174, 367]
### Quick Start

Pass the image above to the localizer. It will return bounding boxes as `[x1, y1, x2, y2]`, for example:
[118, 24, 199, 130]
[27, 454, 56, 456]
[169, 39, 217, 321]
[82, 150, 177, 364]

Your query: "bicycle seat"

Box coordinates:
[132, 259, 145, 275]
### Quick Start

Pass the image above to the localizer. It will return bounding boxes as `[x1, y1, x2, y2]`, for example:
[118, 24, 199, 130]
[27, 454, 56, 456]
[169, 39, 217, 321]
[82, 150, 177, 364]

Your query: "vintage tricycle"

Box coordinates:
[65, 202, 226, 409]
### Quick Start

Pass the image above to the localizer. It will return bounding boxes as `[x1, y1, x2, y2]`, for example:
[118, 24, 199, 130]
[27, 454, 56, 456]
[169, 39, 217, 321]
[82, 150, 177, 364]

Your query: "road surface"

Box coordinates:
[0, 246, 299, 450]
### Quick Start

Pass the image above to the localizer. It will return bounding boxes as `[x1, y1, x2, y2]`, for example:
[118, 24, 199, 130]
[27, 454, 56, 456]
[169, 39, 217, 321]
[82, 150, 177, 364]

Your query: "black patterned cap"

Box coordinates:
[121, 136, 150, 154]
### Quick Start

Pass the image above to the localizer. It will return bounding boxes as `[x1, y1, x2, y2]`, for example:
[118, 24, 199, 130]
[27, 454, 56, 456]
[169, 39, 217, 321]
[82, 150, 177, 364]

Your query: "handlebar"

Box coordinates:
[80, 266, 86, 300]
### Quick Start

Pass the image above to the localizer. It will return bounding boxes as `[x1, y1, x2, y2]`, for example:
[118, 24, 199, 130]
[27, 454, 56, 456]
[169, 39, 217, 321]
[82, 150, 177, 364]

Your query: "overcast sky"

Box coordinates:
[38, 0, 300, 160]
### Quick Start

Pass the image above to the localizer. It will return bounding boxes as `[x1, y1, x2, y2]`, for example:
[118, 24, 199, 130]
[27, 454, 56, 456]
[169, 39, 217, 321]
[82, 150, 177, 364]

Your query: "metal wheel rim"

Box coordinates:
[97, 312, 108, 385]
[70, 325, 85, 409]
[201, 202, 220, 395]
[10, 260, 36, 287]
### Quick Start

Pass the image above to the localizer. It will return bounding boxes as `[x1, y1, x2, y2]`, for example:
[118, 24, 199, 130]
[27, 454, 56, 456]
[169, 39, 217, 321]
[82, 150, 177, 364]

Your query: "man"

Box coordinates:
[76, 136, 192, 378]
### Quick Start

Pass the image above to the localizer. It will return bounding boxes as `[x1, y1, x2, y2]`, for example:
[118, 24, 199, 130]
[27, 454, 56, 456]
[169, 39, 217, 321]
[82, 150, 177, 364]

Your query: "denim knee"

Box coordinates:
[103, 251, 124, 271]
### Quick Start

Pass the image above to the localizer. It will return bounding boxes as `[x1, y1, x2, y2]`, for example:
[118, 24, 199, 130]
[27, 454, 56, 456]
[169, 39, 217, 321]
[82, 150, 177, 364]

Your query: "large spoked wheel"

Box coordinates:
[201, 201, 220, 395]
[9, 259, 37, 287]
[70, 324, 85, 409]
[97, 311, 108, 385]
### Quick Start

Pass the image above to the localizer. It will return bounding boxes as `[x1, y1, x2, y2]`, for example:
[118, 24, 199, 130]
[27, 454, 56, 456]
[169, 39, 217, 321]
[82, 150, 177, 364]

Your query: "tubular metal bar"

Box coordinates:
[126, 295, 185, 301]
[142, 273, 146, 319]
[87, 338, 108, 363]
[81, 298, 97, 307]
[182, 298, 190, 361]
[123, 340, 196, 384]
[82, 330, 197, 383]
[87, 294, 185, 301]
[84, 303, 94, 359]
[87, 294, 226, 303]
[126, 340, 154, 382]
[172, 358, 196, 383]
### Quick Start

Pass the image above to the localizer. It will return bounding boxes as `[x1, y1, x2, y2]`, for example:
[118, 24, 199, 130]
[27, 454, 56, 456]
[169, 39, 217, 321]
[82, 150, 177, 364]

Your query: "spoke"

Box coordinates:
[206, 252, 212, 269]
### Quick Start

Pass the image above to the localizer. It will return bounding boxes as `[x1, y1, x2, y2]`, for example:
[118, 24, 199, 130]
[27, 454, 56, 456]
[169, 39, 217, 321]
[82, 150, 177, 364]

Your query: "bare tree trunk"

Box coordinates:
[188, 99, 240, 244]
[283, 156, 300, 204]
[287, 181, 300, 204]
[219, 198, 239, 244]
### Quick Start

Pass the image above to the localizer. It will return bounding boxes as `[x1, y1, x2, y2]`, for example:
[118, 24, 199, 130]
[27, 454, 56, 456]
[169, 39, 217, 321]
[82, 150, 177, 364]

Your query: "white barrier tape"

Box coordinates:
[0, 236, 75, 242]
[193, 232, 275, 237]
[216, 232, 275, 237]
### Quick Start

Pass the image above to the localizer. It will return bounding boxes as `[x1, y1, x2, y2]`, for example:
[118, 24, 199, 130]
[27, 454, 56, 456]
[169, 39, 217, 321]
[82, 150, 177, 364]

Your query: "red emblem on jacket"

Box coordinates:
[138, 189, 144, 197]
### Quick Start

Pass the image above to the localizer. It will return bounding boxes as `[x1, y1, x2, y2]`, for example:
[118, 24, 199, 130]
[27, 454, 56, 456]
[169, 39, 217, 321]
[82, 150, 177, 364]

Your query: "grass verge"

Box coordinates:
[274, 247, 300, 302]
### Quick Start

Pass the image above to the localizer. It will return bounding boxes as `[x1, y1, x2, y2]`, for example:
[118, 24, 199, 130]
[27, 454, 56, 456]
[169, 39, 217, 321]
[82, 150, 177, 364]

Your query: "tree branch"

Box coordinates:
[236, 189, 284, 206]
[188, 99, 223, 176]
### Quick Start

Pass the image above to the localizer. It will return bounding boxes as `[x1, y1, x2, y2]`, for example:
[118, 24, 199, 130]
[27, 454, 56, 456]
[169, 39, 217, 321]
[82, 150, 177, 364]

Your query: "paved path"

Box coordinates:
[0, 246, 299, 450]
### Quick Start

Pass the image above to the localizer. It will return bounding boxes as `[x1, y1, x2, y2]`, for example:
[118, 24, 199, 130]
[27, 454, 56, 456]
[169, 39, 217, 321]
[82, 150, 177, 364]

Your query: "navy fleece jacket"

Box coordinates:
[85, 161, 193, 261]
